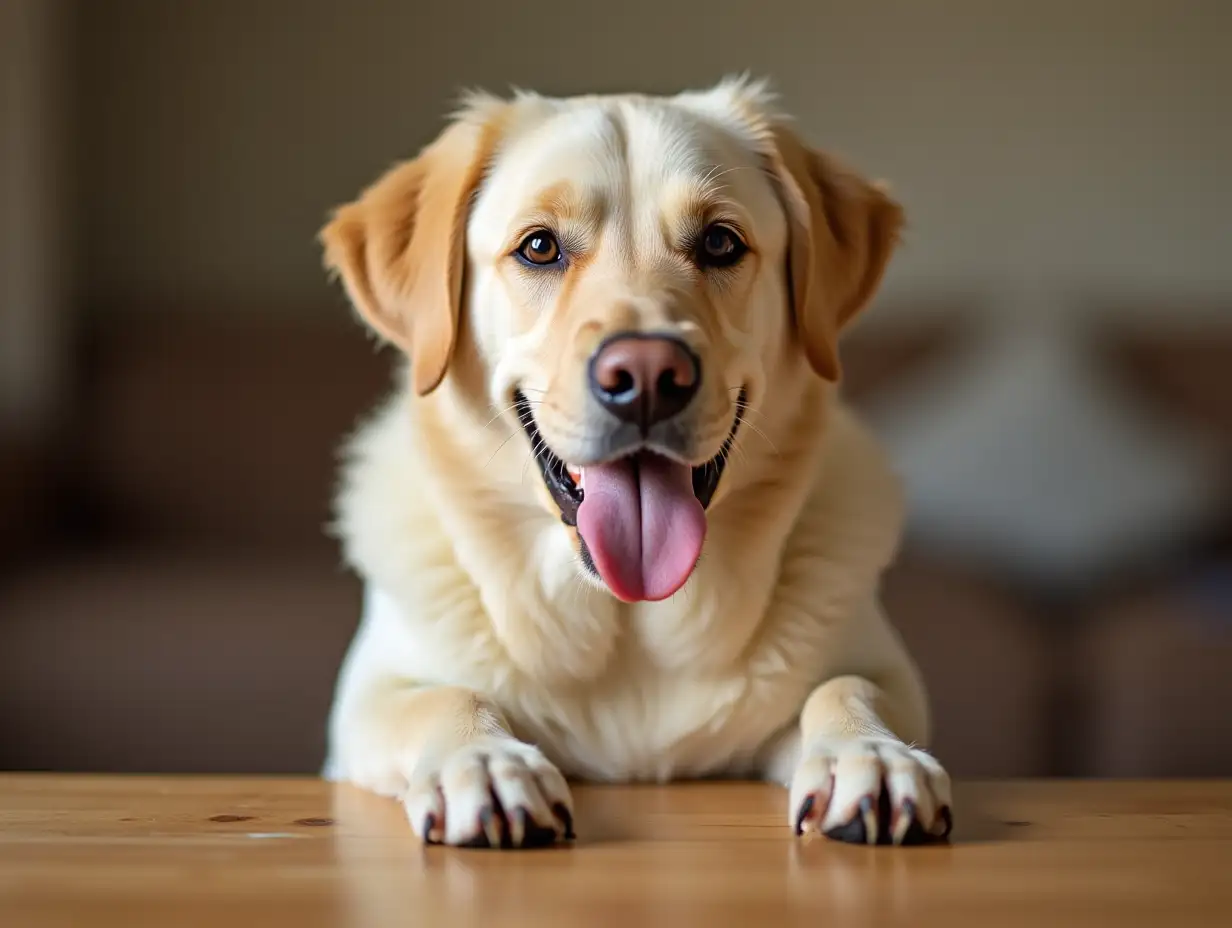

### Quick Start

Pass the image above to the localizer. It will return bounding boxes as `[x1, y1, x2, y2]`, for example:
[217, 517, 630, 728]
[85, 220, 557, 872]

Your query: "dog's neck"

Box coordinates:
[398, 359, 834, 684]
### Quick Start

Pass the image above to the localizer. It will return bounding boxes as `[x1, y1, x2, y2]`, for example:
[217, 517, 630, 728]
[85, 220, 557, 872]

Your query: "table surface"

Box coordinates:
[1, 776, 1230, 927]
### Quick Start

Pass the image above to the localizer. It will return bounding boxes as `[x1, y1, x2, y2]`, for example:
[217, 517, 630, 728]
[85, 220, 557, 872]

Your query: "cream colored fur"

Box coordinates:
[320, 78, 951, 848]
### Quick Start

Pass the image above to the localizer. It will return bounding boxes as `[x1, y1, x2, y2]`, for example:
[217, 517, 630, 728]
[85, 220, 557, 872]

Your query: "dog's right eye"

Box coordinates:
[515, 230, 563, 266]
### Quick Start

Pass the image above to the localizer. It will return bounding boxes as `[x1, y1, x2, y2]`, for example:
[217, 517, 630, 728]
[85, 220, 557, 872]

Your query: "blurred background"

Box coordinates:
[2, 0, 1229, 779]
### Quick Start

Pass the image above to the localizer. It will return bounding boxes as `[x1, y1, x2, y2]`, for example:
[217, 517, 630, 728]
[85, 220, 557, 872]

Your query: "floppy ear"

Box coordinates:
[319, 113, 502, 396]
[768, 125, 904, 382]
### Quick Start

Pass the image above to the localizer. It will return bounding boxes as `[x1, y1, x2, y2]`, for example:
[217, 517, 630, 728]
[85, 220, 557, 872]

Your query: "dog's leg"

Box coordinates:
[761, 675, 953, 845]
[330, 682, 574, 849]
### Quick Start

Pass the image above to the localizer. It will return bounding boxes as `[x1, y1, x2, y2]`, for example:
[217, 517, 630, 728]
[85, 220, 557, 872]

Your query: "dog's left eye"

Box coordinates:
[515, 230, 563, 266]
[697, 223, 748, 268]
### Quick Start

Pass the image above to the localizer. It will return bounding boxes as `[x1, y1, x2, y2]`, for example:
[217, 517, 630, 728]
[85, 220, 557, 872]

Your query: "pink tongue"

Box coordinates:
[576, 453, 706, 602]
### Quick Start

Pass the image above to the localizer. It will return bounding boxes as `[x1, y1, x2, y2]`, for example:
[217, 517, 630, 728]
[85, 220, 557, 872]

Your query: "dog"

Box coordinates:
[318, 76, 951, 849]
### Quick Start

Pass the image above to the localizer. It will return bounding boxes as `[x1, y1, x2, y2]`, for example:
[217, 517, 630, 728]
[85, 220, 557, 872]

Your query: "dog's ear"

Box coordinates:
[320, 112, 503, 396]
[768, 125, 903, 382]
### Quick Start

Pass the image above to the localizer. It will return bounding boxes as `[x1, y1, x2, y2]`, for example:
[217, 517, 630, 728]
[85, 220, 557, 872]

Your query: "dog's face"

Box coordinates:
[322, 78, 902, 604]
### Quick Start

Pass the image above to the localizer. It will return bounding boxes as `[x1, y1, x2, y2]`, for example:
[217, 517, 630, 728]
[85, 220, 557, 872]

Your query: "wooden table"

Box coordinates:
[1, 776, 1229, 927]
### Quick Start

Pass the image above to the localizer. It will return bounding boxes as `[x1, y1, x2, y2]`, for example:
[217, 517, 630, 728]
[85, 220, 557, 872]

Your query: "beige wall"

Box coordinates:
[1, 0, 71, 436]
[76, 0, 1232, 326]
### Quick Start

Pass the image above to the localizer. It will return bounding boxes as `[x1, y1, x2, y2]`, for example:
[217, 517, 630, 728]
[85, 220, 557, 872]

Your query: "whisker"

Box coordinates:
[739, 419, 779, 457]
[482, 431, 521, 469]
[482, 399, 537, 431]
[735, 408, 772, 427]
[717, 438, 741, 470]
[569, 571, 595, 611]
[529, 434, 550, 462]
[727, 434, 753, 468]
[562, 569, 581, 609]
[728, 396, 774, 429]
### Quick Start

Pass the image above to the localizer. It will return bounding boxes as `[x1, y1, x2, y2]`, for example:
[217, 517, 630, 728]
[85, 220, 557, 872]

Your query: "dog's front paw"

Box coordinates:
[403, 737, 574, 849]
[789, 737, 952, 845]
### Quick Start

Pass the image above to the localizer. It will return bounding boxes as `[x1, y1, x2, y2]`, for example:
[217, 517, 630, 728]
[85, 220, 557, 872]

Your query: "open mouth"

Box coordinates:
[514, 389, 746, 603]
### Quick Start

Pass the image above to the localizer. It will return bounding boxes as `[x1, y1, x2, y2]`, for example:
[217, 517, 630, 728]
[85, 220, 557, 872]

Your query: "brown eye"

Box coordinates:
[697, 223, 747, 268]
[516, 230, 562, 266]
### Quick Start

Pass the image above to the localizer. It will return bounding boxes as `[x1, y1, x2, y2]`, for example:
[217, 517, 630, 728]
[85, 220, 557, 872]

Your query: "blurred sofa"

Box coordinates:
[1, 309, 1228, 778]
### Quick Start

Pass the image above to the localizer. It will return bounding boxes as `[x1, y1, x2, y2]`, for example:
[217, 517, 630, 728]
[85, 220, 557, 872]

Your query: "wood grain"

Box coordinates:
[1, 776, 1230, 927]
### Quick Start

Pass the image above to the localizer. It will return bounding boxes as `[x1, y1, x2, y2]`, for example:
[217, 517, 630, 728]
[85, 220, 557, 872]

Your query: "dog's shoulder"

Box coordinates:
[334, 386, 456, 596]
[791, 397, 905, 585]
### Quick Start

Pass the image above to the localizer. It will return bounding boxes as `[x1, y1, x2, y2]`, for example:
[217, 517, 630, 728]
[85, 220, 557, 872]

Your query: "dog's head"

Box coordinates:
[321, 78, 902, 604]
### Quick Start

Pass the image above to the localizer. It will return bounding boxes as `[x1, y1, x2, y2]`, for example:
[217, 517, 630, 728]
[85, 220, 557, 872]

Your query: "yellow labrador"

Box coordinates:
[319, 77, 951, 848]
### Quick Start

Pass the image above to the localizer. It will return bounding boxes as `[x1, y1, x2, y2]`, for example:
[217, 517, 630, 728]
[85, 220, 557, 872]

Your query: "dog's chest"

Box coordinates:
[490, 644, 793, 783]
[363, 561, 808, 782]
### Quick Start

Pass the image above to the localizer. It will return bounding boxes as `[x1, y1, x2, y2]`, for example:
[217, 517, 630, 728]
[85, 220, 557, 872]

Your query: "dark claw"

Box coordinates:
[485, 794, 513, 849]
[901, 818, 929, 845]
[512, 807, 527, 847]
[794, 794, 816, 836]
[553, 802, 576, 841]
[517, 807, 559, 849]
[875, 786, 893, 845]
[825, 795, 874, 845]
[457, 804, 503, 849]
[825, 816, 868, 844]
[896, 799, 929, 846]
[825, 784, 950, 847]
[457, 800, 564, 850]
[827, 788, 897, 845]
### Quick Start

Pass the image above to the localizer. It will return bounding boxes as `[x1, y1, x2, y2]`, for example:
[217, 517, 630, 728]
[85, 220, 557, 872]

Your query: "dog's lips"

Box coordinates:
[514, 390, 746, 601]
[514, 398, 585, 526]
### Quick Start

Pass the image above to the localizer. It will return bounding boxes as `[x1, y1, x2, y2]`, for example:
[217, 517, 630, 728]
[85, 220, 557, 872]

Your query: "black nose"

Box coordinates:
[588, 333, 701, 431]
